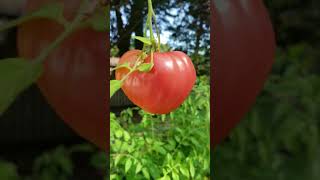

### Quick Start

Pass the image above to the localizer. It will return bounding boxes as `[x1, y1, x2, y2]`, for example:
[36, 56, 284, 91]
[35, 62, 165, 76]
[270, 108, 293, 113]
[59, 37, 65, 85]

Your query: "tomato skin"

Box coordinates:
[17, 0, 107, 150]
[116, 50, 196, 114]
[212, 0, 275, 146]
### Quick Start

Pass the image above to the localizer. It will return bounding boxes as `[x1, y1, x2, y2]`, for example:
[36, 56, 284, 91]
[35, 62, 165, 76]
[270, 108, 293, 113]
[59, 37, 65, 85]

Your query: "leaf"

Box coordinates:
[125, 159, 132, 173]
[115, 130, 123, 138]
[137, 63, 154, 72]
[172, 171, 179, 180]
[180, 166, 189, 178]
[142, 168, 150, 179]
[133, 36, 152, 45]
[135, 163, 142, 174]
[0, 58, 42, 115]
[114, 155, 122, 166]
[110, 80, 122, 98]
[189, 161, 195, 178]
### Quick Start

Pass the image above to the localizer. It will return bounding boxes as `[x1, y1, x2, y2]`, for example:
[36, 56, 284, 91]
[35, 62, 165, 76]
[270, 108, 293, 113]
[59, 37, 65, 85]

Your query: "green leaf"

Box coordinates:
[172, 171, 179, 180]
[135, 163, 142, 174]
[137, 63, 154, 72]
[142, 168, 150, 179]
[179, 166, 189, 178]
[133, 36, 152, 45]
[115, 130, 123, 138]
[125, 159, 132, 173]
[189, 161, 195, 178]
[110, 80, 122, 98]
[0, 58, 42, 115]
[114, 155, 122, 166]
[115, 62, 131, 70]
[124, 131, 131, 141]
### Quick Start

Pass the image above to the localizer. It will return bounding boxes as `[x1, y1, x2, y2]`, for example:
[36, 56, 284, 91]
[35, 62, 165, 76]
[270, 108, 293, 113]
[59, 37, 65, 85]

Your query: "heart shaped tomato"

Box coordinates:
[212, 0, 276, 146]
[115, 50, 196, 114]
[17, 0, 107, 150]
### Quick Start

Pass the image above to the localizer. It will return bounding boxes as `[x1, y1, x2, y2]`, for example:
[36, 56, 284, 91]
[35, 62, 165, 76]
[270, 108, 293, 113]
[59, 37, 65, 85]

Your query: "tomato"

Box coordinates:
[212, 0, 275, 146]
[17, 0, 107, 150]
[115, 50, 196, 114]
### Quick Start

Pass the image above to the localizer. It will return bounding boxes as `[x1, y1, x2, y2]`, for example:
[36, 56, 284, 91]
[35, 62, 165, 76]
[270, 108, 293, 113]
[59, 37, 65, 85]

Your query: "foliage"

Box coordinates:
[110, 76, 210, 179]
[0, 144, 106, 180]
[213, 44, 320, 180]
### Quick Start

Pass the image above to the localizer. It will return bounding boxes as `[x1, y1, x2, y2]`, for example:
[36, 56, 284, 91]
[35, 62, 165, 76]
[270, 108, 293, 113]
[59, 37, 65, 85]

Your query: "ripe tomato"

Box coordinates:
[115, 50, 196, 114]
[17, 0, 107, 150]
[212, 0, 275, 146]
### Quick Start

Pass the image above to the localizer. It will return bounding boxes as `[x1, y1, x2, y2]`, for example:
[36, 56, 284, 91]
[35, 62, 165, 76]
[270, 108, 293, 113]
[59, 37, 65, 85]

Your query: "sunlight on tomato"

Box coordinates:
[116, 50, 197, 114]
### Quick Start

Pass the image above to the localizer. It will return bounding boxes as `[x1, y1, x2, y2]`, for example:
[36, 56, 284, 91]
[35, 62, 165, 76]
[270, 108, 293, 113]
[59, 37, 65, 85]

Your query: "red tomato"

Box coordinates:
[115, 50, 196, 114]
[212, 0, 275, 146]
[17, 0, 107, 150]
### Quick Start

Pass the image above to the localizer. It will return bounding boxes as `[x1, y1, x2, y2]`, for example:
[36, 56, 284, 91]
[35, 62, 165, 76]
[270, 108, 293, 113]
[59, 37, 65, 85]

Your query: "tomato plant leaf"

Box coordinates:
[135, 163, 142, 174]
[110, 80, 122, 98]
[133, 36, 152, 45]
[142, 168, 150, 179]
[137, 63, 154, 72]
[172, 171, 179, 180]
[114, 155, 122, 166]
[125, 159, 132, 173]
[179, 166, 189, 178]
[0, 58, 42, 116]
[189, 161, 195, 178]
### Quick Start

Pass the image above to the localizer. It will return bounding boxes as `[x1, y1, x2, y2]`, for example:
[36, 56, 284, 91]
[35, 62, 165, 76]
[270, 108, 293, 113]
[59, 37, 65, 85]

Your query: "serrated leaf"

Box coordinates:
[110, 80, 122, 98]
[135, 163, 142, 174]
[138, 63, 153, 72]
[133, 36, 152, 45]
[0, 58, 42, 115]
[125, 159, 132, 173]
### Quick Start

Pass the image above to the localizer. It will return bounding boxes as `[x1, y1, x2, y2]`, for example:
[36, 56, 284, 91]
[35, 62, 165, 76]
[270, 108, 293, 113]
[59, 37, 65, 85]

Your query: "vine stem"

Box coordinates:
[33, 0, 90, 64]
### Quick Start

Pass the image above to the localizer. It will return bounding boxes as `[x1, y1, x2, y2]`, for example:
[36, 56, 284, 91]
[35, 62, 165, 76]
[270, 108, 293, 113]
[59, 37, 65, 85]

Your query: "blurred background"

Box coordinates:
[214, 0, 320, 179]
[0, 1, 106, 180]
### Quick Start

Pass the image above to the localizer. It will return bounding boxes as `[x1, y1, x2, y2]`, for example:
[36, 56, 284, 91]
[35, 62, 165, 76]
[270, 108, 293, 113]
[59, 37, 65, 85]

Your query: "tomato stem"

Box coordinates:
[33, 0, 89, 64]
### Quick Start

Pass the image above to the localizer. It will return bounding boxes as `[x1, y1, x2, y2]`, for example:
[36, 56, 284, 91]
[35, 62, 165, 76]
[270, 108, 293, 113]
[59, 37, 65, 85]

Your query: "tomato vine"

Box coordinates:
[0, 0, 108, 115]
[110, 0, 161, 98]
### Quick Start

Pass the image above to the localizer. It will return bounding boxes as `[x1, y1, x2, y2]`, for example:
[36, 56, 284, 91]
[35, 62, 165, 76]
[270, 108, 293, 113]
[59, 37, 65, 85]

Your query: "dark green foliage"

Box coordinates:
[213, 44, 320, 180]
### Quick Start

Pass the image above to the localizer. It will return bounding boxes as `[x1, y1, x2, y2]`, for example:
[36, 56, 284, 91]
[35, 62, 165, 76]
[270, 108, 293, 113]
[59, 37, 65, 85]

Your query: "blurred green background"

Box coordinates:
[214, 0, 320, 179]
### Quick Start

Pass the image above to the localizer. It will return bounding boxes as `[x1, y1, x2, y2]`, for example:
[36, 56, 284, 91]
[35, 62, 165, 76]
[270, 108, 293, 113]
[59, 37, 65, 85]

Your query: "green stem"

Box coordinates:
[33, 0, 89, 64]
[0, 17, 29, 32]
[152, 11, 161, 52]
[147, 0, 154, 40]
